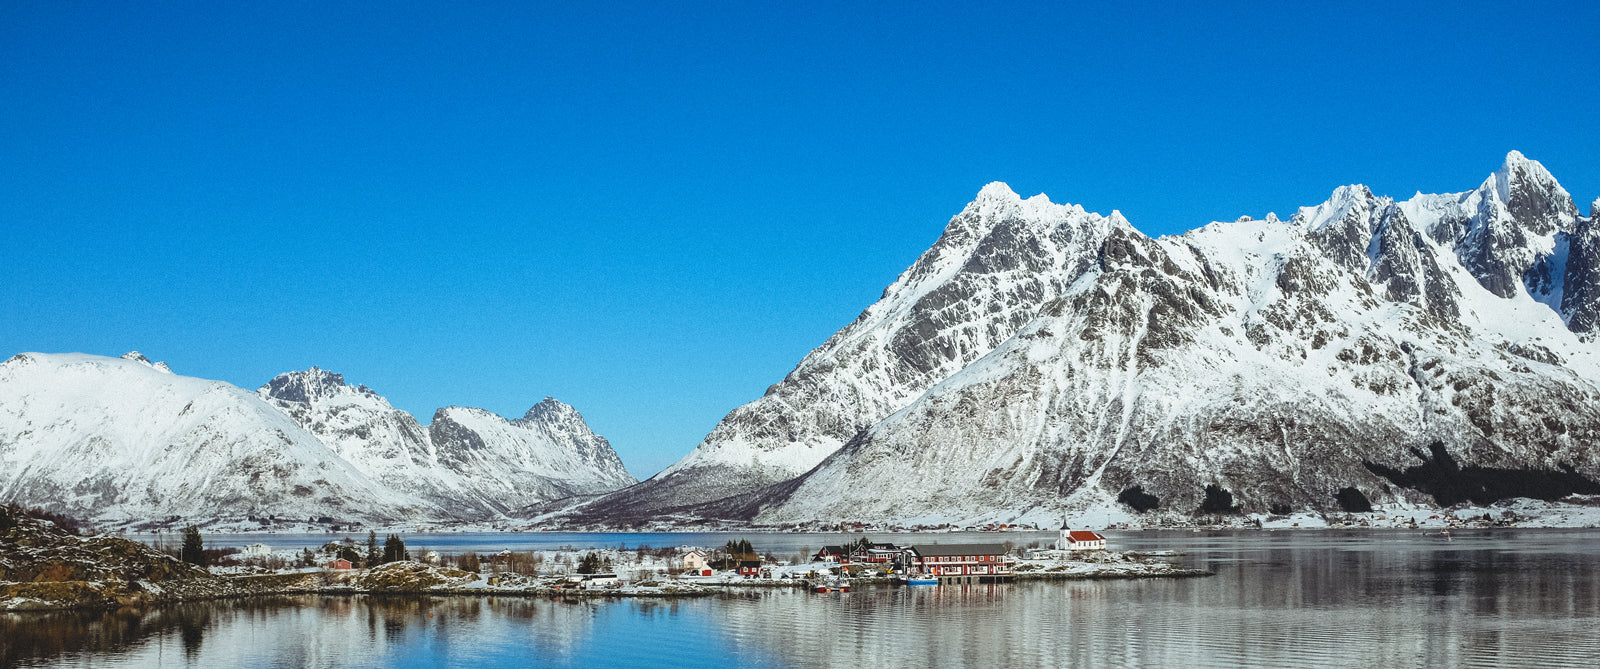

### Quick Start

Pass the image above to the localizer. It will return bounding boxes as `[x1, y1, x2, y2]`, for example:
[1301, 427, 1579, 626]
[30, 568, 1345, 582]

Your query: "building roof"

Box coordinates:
[910, 543, 1009, 557]
[1067, 531, 1105, 542]
[739, 560, 762, 568]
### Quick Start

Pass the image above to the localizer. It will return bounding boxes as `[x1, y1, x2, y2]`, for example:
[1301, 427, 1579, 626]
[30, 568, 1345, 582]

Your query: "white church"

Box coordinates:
[1057, 527, 1106, 551]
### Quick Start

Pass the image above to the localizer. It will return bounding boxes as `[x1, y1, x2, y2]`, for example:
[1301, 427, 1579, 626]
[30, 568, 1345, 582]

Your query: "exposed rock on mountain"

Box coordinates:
[1562, 201, 1600, 335]
[581, 152, 1600, 526]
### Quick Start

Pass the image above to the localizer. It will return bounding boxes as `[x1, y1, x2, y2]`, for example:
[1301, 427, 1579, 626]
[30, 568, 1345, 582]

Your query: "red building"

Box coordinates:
[328, 558, 353, 570]
[738, 559, 762, 577]
[814, 546, 847, 563]
[908, 544, 1013, 584]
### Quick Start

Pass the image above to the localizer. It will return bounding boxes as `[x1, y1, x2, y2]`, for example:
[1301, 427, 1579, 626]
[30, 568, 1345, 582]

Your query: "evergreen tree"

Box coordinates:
[382, 534, 409, 563]
[578, 552, 602, 574]
[180, 525, 206, 567]
[365, 531, 380, 567]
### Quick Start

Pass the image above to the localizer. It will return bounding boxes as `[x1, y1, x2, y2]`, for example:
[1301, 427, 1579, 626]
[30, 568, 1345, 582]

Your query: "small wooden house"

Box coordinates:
[328, 558, 353, 570]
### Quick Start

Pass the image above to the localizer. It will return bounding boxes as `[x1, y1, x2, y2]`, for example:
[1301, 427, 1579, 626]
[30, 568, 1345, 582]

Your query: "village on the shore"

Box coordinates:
[2, 505, 1207, 611]
[210, 524, 1203, 596]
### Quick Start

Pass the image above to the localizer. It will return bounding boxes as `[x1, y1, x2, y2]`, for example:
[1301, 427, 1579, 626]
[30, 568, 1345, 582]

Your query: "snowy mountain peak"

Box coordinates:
[118, 351, 172, 373]
[260, 366, 372, 405]
[522, 396, 578, 423]
[1292, 184, 1377, 233]
[976, 180, 1019, 200]
[562, 151, 1600, 527]
[1481, 150, 1578, 228]
[1591, 198, 1599, 219]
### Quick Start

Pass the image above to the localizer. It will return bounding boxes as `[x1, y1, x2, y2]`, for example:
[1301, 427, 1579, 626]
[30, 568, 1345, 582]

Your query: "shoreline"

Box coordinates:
[2, 556, 1213, 612]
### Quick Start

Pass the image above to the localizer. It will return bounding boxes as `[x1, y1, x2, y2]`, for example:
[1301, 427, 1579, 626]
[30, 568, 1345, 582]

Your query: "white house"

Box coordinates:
[242, 543, 273, 558]
[682, 548, 713, 575]
[1059, 529, 1106, 551]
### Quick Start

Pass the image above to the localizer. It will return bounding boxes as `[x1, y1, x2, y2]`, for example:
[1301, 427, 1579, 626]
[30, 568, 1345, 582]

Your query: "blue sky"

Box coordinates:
[3, 2, 1597, 478]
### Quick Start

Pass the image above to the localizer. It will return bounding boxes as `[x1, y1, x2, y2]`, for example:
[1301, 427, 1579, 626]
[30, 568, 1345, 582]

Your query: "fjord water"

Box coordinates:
[6, 530, 1598, 668]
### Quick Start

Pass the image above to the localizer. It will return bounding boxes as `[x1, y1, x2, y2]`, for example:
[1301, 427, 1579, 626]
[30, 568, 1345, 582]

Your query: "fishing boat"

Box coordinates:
[906, 577, 938, 586]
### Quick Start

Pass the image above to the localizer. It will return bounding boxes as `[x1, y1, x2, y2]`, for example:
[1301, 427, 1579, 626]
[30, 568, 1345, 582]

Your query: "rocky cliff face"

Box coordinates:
[582, 152, 1600, 526]
[1561, 200, 1600, 335]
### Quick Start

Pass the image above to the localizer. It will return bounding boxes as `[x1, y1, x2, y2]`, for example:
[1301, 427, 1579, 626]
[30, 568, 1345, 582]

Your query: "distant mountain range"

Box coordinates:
[0, 352, 634, 524]
[6, 152, 1597, 528]
[553, 151, 1600, 527]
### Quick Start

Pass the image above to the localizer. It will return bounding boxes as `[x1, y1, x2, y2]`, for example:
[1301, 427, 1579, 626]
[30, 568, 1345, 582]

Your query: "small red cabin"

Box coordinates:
[328, 558, 353, 570]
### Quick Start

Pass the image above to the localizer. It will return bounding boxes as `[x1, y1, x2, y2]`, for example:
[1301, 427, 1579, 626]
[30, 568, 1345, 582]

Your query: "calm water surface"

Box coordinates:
[6, 529, 1598, 668]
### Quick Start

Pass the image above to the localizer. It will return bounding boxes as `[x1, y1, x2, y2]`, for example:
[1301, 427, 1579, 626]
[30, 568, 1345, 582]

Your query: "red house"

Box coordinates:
[738, 559, 762, 577]
[908, 544, 1013, 584]
[814, 546, 847, 563]
[328, 558, 353, 570]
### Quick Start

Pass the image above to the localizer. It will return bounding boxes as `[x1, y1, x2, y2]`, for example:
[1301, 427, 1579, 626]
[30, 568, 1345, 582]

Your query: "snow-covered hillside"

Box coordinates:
[0, 353, 419, 523]
[572, 151, 1600, 526]
[0, 354, 635, 524]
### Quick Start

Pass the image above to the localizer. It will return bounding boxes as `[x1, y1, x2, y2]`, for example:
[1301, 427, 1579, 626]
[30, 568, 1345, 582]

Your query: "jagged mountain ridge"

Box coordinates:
[0, 353, 634, 523]
[257, 366, 635, 517]
[575, 151, 1600, 525]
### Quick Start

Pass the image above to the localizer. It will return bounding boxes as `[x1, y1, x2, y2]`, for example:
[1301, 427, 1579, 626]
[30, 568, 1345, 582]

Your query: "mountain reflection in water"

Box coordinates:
[4, 529, 1598, 668]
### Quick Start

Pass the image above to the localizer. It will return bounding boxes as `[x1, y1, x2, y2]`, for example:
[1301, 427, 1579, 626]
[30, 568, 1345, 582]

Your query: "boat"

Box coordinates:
[813, 586, 831, 593]
[906, 577, 938, 586]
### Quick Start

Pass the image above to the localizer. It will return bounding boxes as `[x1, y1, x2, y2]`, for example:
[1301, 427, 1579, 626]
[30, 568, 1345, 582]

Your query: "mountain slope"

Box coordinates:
[569, 184, 1138, 518]
[0, 353, 419, 523]
[723, 152, 1600, 525]
[597, 152, 1600, 526]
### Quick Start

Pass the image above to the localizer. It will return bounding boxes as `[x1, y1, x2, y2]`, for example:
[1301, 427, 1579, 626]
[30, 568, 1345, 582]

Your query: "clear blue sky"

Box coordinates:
[3, 2, 1596, 478]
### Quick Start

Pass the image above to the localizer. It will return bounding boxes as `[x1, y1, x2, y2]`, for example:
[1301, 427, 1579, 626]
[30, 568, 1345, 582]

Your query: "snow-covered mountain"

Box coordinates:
[258, 367, 635, 517]
[571, 151, 1600, 526]
[0, 353, 421, 524]
[0, 354, 634, 523]
[571, 184, 1137, 519]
